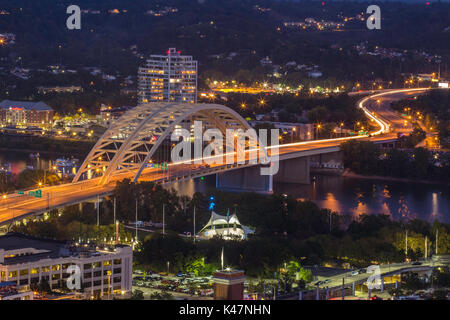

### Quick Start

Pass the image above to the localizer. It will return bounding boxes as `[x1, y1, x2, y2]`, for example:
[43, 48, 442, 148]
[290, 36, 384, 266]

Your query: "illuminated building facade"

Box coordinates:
[0, 233, 133, 299]
[198, 211, 254, 240]
[213, 269, 245, 300]
[138, 48, 197, 104]
[0, 100, 54, 129]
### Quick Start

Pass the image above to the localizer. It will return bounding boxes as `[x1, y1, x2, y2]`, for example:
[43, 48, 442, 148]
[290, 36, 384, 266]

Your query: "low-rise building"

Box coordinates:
[0, 100, 54, 129]
[0, 282, 33, 300]
[37, 86, 83, 94]
[250, 120, 314, 141]
[0, 233, 132, 299]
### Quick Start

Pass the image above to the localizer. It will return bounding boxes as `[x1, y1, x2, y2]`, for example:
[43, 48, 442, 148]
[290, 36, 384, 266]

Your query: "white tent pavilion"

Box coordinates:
[198, 211, 254, 240]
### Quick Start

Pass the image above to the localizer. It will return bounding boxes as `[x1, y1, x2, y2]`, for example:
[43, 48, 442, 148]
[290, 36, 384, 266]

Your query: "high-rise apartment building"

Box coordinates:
[138, 48, 197, 104]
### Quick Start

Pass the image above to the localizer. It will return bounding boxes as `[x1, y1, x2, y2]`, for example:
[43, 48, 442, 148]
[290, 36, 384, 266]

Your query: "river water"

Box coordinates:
[2, 152, 449, 223]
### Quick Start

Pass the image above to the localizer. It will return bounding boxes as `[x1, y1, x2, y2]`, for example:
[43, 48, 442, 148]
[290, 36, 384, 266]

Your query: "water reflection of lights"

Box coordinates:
[380, 203, 391, 217]
[352, 201, 370, 218]
[322, 193, 342, 213]
[382, 186, 391, 199]
[430, 192, 440, 221]
[397, 197, 415, 220]
[355, 191, 364, 200]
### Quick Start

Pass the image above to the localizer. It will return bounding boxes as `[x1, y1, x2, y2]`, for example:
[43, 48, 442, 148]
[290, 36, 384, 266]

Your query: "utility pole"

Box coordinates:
[162, 204, 166, 236]
[405, 230, 408, 259]
[135, 199, 138, 241]
[97, 195, 100, 226]
[425, 236, 428, 259]
[329, 212, 332, 233]
[436, 229, 438, 255]
[113, 197, 116, 225]
[193, 206, 196, 242]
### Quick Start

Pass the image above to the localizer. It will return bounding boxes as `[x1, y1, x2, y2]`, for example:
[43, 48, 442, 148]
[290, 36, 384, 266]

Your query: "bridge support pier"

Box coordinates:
[216, 166, 273, 193]
[274, 157, 310, 184]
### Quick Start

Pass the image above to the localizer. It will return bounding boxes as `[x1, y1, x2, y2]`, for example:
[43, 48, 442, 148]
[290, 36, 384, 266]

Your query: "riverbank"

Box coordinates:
[342, 169, 450, 186]
[0, 135, 94, 157]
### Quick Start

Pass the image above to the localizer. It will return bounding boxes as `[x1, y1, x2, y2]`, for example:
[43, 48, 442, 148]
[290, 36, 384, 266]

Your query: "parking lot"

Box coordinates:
[132, 270, 214, 300]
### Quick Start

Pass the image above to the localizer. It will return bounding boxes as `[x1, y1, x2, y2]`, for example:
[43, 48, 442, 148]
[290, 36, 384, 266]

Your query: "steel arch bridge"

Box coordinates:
[73, 102, 269, 186]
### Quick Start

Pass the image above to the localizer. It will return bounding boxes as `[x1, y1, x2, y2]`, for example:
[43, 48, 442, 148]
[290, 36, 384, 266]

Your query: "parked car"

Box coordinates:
[176, 272, 185, 277]
[314, 281, 324, 286]
[411, 261, 422, 266]
[351, 271, 359, 276]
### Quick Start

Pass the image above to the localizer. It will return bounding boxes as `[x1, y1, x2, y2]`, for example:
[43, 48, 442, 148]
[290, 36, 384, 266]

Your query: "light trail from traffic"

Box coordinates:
[0, 88, 433, 225]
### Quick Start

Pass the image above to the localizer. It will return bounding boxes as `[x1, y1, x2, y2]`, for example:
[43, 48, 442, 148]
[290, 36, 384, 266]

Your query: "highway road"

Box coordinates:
[314, 260, 438, 291]
[0, 88, 432, 225]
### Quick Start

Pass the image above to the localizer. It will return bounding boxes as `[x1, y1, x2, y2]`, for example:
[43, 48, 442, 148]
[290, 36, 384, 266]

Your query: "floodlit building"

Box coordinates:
[198, 211, 254, 240]
[213, 268, 245, 300]
[37, 86, 83, 94]
[0, 282, 33, 300]
[138, 48, 197, 104]
[0, 100, 54, 129]
[0, 233, 133, 299]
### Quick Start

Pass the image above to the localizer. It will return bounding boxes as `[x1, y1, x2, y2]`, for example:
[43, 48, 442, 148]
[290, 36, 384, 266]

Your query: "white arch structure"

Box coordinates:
[73, 103, 268, 185]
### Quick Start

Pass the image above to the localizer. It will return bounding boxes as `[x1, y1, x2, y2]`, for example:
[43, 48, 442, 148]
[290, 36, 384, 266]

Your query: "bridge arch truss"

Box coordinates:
[73, 103, 268, 185]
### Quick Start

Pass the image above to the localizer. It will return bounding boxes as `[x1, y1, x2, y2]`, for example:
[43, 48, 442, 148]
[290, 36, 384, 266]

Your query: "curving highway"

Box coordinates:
[0, 88, 432, 226]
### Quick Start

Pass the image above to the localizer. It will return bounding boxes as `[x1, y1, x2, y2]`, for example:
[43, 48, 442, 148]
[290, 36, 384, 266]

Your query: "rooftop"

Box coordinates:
[0, 233, 128, 266]
[0, 100, 53, 111]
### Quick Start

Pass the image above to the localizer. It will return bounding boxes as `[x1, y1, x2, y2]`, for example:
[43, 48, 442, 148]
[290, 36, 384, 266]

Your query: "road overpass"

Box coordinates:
[284, 258, 447, 300]
[0, 88, 432, 226]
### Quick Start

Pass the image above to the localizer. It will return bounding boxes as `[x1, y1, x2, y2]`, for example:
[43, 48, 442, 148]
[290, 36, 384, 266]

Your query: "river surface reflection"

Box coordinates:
[1, 152, 449, 223]
[170, 175, 450, 223]
[275, 175, 449, 223]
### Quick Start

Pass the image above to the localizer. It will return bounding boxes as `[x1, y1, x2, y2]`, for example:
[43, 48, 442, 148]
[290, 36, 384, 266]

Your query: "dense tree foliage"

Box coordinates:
[0, 134, 94, 157]
[11, 180, 450, 277]
[341, 140, 450, 181]
[0, 1, 448, 114]
[391, 90, 450, 148]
